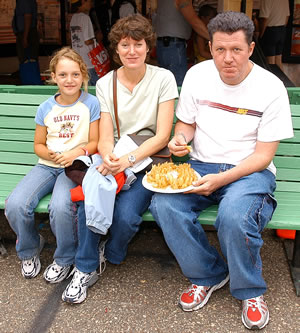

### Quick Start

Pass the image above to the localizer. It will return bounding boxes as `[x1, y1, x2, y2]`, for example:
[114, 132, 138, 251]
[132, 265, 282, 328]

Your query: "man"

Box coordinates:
[259, 0, 290, 71]
[150, 11, 293, 330]
[12, 0, 39, 64]
[154, 0, 209, 86]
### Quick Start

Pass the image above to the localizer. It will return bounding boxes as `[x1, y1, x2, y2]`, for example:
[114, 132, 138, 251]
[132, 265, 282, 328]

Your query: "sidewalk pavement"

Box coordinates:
[0, 212, 299, 333]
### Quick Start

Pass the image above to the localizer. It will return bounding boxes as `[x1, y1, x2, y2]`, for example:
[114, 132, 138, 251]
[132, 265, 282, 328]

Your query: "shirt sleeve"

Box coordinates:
[259, 0, 271, 18]
[158, 70, 179, 104]
[82, 15, 95, 42]
[257, 84, 294, 142]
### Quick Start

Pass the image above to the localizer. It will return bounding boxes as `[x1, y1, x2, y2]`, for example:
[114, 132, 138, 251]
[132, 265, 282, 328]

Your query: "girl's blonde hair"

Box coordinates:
[48, 47, 90, 92]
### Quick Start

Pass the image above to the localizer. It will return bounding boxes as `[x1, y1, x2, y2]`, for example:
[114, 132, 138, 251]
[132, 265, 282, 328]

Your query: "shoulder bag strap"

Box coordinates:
[113, 69, 121, 139]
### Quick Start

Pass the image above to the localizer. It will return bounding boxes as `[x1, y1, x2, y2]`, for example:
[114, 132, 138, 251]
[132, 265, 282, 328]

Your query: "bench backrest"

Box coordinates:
[0, 88, 299, 211]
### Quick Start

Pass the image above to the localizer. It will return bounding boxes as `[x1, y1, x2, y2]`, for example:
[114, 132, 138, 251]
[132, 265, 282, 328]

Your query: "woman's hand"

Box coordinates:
[97, 153, 120, 175]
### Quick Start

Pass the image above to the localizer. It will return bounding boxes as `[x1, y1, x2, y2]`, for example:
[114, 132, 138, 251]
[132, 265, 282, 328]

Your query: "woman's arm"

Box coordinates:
[98, 99, 175, 175]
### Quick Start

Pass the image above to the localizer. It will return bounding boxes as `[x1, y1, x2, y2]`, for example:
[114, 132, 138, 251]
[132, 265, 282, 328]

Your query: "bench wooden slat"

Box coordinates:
[0, 105, 38, 116]
[0, 93, 49, 105]
[0, 163, 34, 175]
[274, 156, 300, 168]
[0, 128, 35, 141]
[0, 116, 36, 130]
[0, 141, 34, 153]
[290, 104, 300, 116]
[276, 143, 300, 155]
[276, 168, 300, 181]
[0, 152, 37, 165]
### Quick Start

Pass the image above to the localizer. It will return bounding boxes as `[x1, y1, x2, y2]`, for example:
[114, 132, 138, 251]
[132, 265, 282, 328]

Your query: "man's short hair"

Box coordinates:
[207, 11, 254, 45]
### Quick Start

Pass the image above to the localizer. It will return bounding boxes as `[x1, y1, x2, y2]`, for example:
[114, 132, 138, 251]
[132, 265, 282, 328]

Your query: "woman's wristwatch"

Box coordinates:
[128, 154, 136, 166]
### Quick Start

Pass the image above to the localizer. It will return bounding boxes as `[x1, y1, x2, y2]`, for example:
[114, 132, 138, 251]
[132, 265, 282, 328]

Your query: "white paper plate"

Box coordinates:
[142, 170, 201, 193]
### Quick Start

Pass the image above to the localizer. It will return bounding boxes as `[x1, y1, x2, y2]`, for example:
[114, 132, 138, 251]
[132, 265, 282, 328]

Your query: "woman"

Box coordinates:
[62, 14, 178, 304]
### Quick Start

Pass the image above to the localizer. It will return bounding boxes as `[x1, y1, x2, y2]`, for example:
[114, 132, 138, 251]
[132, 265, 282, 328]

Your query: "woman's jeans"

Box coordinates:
[75, 172, 153, 272]
[156, 39, 187, 86]
[150, 160, 277, 300]
[5, 164, 77, 266]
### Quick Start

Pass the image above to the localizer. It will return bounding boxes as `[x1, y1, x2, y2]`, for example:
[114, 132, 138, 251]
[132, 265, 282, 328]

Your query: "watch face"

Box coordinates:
[128, 154, 136, 164]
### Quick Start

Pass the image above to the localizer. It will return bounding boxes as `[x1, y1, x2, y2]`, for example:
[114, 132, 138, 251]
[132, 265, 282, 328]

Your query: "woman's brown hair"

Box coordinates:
[108, 14, 155, 65]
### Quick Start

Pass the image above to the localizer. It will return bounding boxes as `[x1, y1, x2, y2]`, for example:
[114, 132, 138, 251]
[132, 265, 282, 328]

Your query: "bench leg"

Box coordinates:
[0, 237, 8, 257]
[284, 230, 300, 296]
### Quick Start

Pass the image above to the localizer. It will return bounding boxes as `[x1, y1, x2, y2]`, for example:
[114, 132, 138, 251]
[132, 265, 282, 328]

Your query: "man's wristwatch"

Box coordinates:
[128, 154, 136, 166]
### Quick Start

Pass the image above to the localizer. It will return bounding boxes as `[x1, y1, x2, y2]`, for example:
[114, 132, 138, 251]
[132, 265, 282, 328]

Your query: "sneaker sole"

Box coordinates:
[179, 275, 230, 312]
[62, 273, 99, 304]
[241, 307, 269, 330]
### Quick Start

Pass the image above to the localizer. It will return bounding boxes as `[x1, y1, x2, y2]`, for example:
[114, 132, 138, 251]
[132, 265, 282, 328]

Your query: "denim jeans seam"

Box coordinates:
[242, 196, 263, 271]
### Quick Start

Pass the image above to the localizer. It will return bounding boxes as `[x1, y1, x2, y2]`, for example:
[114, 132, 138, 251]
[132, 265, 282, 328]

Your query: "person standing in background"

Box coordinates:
[70, 0, 100, 85]
[193, 4, 217, 63]
[111, 0, 138, 26]
[154, 0, 209, 86]
[259, 0, 290, 71]
[12, 0, 39, 64]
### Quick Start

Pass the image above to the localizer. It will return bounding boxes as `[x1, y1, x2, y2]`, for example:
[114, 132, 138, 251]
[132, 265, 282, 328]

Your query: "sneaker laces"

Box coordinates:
[244, 296, 265, 311]
[50, 262, 64, 273]
[98, 240, 107, 275]
[67, 267, 85, 286]
[23, 257, 35, 267]
[188, 284, 209, 302]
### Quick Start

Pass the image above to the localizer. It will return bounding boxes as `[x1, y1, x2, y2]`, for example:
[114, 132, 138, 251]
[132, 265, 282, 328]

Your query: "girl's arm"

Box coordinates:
[54, 119, 100, 168]
[34, 124, 53, 160]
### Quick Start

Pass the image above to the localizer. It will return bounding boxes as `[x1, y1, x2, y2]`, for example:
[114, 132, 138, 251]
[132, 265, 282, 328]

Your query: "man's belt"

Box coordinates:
[157, 36, 186, 42]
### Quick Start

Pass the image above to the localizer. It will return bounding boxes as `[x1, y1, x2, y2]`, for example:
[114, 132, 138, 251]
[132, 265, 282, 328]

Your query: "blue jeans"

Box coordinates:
[75, 201, 102, 273]
[5, 164, 77, 266]
[75, 172, 153, 272]
[156, 39, 187, 86]
[88, 67, 99, 86]
[149, 160, 277, 300]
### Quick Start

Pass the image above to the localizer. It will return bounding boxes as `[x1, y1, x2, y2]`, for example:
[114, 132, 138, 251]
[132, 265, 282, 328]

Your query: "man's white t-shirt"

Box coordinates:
[176, 60, 294, 175]
[70, 12, 95, 69]
[96, 64, 178, 140]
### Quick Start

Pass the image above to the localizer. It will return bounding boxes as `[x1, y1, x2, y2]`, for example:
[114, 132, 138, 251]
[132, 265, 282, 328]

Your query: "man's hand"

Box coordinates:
[168, 133, 191, 157]
[185, 173, 224, 196]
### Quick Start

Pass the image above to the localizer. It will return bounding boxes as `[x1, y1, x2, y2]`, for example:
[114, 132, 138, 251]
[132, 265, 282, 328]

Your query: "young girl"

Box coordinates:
[5, 47, 100, 282]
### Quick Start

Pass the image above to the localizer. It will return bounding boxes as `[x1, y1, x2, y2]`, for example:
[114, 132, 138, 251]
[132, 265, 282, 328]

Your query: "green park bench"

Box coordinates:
[0, 86, 299, 295]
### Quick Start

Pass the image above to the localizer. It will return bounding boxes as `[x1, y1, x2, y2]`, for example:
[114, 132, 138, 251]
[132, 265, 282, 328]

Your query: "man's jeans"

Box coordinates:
[150, 160, 277, 300]
[5, 164, 77, 266]
[156, 39, 187, 86]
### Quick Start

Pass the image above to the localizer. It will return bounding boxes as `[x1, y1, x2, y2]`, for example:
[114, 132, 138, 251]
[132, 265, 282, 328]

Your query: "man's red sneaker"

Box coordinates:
[242, 295, 269, 330]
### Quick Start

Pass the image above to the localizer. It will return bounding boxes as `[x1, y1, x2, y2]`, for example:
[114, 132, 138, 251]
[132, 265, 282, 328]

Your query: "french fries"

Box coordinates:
[186, 145, 193, 152]
[146, 162, 197, 189]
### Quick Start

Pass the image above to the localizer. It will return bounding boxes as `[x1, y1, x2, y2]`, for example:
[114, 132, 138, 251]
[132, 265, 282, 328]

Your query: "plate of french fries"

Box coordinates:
[142, 162, 201, 193]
